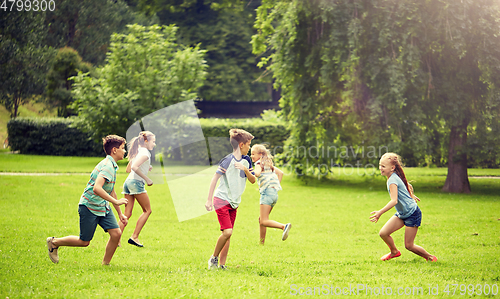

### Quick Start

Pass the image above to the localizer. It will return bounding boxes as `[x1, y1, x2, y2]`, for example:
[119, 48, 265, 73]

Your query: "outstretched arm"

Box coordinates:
[370, 184, 398, 223]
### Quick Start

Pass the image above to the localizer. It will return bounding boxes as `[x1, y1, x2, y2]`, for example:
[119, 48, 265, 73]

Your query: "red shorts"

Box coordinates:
[214, 197, 237, 231]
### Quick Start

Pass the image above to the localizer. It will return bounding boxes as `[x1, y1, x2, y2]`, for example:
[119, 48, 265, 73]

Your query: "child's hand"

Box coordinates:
[370, 211, 382, 223]
[234, 162, 247, 171]
[205, 199, 213, 211]
[149, 165, 153, 172]
[116, 198, 128, 206]
[413, 195, 421, 203]
[119, 213, 128, 225]
[146, 178, 153, 186]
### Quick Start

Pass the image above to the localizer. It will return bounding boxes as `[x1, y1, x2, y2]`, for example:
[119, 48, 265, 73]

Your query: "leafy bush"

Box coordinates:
[175, 118, 289, 165]
[7, 118, 102, 156]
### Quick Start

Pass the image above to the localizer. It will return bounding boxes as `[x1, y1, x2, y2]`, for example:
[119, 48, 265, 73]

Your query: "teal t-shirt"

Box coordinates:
[387, 173, 417, 219]
[79, 155, 118, 216]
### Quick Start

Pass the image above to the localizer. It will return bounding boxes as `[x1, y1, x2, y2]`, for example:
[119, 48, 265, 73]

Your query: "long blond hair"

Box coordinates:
[381, 152, 411, 194]
[252, 144, 274, 171]
[127, 131, 154, 159]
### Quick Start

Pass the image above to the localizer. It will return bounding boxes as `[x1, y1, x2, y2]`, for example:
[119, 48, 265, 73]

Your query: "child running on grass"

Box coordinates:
[250, 144, 291, 244]
[370, 152, 437, 262]
[119, 131, 156, 247]
[46, 135, 128, 265]
[205, 129, 256, 270]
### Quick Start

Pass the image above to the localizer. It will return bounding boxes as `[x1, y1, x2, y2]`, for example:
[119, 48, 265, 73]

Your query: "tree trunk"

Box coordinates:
[442, 121, 471, 193]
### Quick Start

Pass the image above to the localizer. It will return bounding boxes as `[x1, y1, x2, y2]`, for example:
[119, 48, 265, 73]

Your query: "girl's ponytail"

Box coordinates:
[127, 131, 154, 159]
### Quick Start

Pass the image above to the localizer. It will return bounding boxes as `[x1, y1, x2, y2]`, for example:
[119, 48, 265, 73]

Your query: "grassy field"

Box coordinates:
[0, 154, 499, 298]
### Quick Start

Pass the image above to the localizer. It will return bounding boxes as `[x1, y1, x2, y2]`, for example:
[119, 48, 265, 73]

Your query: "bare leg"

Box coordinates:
[259, 217, 267, 245]
[219, 238, 231, 266]
[130, 192, 152, 244]
[379, 216, 405, 256]
[259, 205, 284, 244]
[102, 228, 122, 265]
[52, 236, 90, 248]
[213, 229, 232, 260]
[404, 226, 434, 260]
[118, 194, 135, 246]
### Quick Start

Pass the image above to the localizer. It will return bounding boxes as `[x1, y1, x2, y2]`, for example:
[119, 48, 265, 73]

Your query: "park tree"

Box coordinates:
[46, 47, 91, 117]
[132, 0, 271, 102]
[45, 0, 156, 65]
[0, 11, 55, 118]
[253, 0, 500, 192]
[71, 24, 207, 141]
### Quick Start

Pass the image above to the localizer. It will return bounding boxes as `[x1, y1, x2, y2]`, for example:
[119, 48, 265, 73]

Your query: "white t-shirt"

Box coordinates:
[126, 147, 151, 183]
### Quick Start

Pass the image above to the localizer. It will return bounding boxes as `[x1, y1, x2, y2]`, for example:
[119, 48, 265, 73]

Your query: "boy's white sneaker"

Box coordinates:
[282, 223, 292, 241]
[208, 256, 218, 270]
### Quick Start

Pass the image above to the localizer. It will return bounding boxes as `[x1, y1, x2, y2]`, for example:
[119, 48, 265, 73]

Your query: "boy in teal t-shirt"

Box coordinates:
[46, 135, 129, 265]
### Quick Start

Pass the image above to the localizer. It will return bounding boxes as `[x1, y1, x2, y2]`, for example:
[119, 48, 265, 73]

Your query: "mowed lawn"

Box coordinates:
[0, 154, 499, 298]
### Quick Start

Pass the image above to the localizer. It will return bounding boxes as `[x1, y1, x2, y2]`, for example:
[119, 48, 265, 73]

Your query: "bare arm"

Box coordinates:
[205, 173, 222, 211]
[408, 183, 420, 202]
[126, 159, 132, 173]
[93, 176, 127, 206]
[370, 184, 398, 223]
[254, 163, 262, 177]
[234, 162, 256, 184]
[130, 154, 153, 186]
[274, 167, 284, 183]
[111, 189, 128, 225]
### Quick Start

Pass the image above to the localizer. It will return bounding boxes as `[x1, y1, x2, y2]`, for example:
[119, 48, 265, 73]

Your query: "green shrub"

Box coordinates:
[7, 117, 103, 156]
[177, 118, 289, 165]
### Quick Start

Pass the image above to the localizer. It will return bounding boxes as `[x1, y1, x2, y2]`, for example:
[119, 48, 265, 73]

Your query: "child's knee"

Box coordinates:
[404, 242, 414, 250]
[222, 229, 233, 238]
[81, 240, 90, 247]
[109, 228, 122, 239]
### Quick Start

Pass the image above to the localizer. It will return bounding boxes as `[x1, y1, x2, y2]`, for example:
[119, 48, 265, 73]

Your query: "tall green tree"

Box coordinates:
[134, 0, 271, 102]
[0, 12, 55, 118]
[46, 47, 91, 117]
[253, 0, 500, 192]
[71, 24, 208, 141]
[45, 0, 157, 65]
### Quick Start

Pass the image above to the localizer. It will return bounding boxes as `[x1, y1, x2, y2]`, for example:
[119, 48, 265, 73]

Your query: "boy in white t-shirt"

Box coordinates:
[205, 129, 256, 270]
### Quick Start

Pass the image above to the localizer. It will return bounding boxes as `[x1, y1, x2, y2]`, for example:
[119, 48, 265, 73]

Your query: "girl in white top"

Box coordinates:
[119, 131, 156, 247]
[250, 144, 291, 244]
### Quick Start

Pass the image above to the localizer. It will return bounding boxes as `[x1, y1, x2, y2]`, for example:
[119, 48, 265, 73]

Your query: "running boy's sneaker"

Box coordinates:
[208, 256, 218, 270]
[219, 265, 228, 270]
[282, 223, 292, 241]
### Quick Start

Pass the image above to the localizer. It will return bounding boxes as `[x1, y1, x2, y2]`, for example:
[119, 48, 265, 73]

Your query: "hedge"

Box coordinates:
[7, 118, 103, 156]
[7, 117, 289, 159]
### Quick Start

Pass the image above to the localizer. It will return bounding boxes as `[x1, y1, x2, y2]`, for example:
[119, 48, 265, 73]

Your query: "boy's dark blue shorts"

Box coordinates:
[78, 205, 119, 241]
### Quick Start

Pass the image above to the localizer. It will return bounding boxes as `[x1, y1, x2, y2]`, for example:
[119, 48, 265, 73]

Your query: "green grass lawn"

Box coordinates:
[0, 155, 499, 298]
